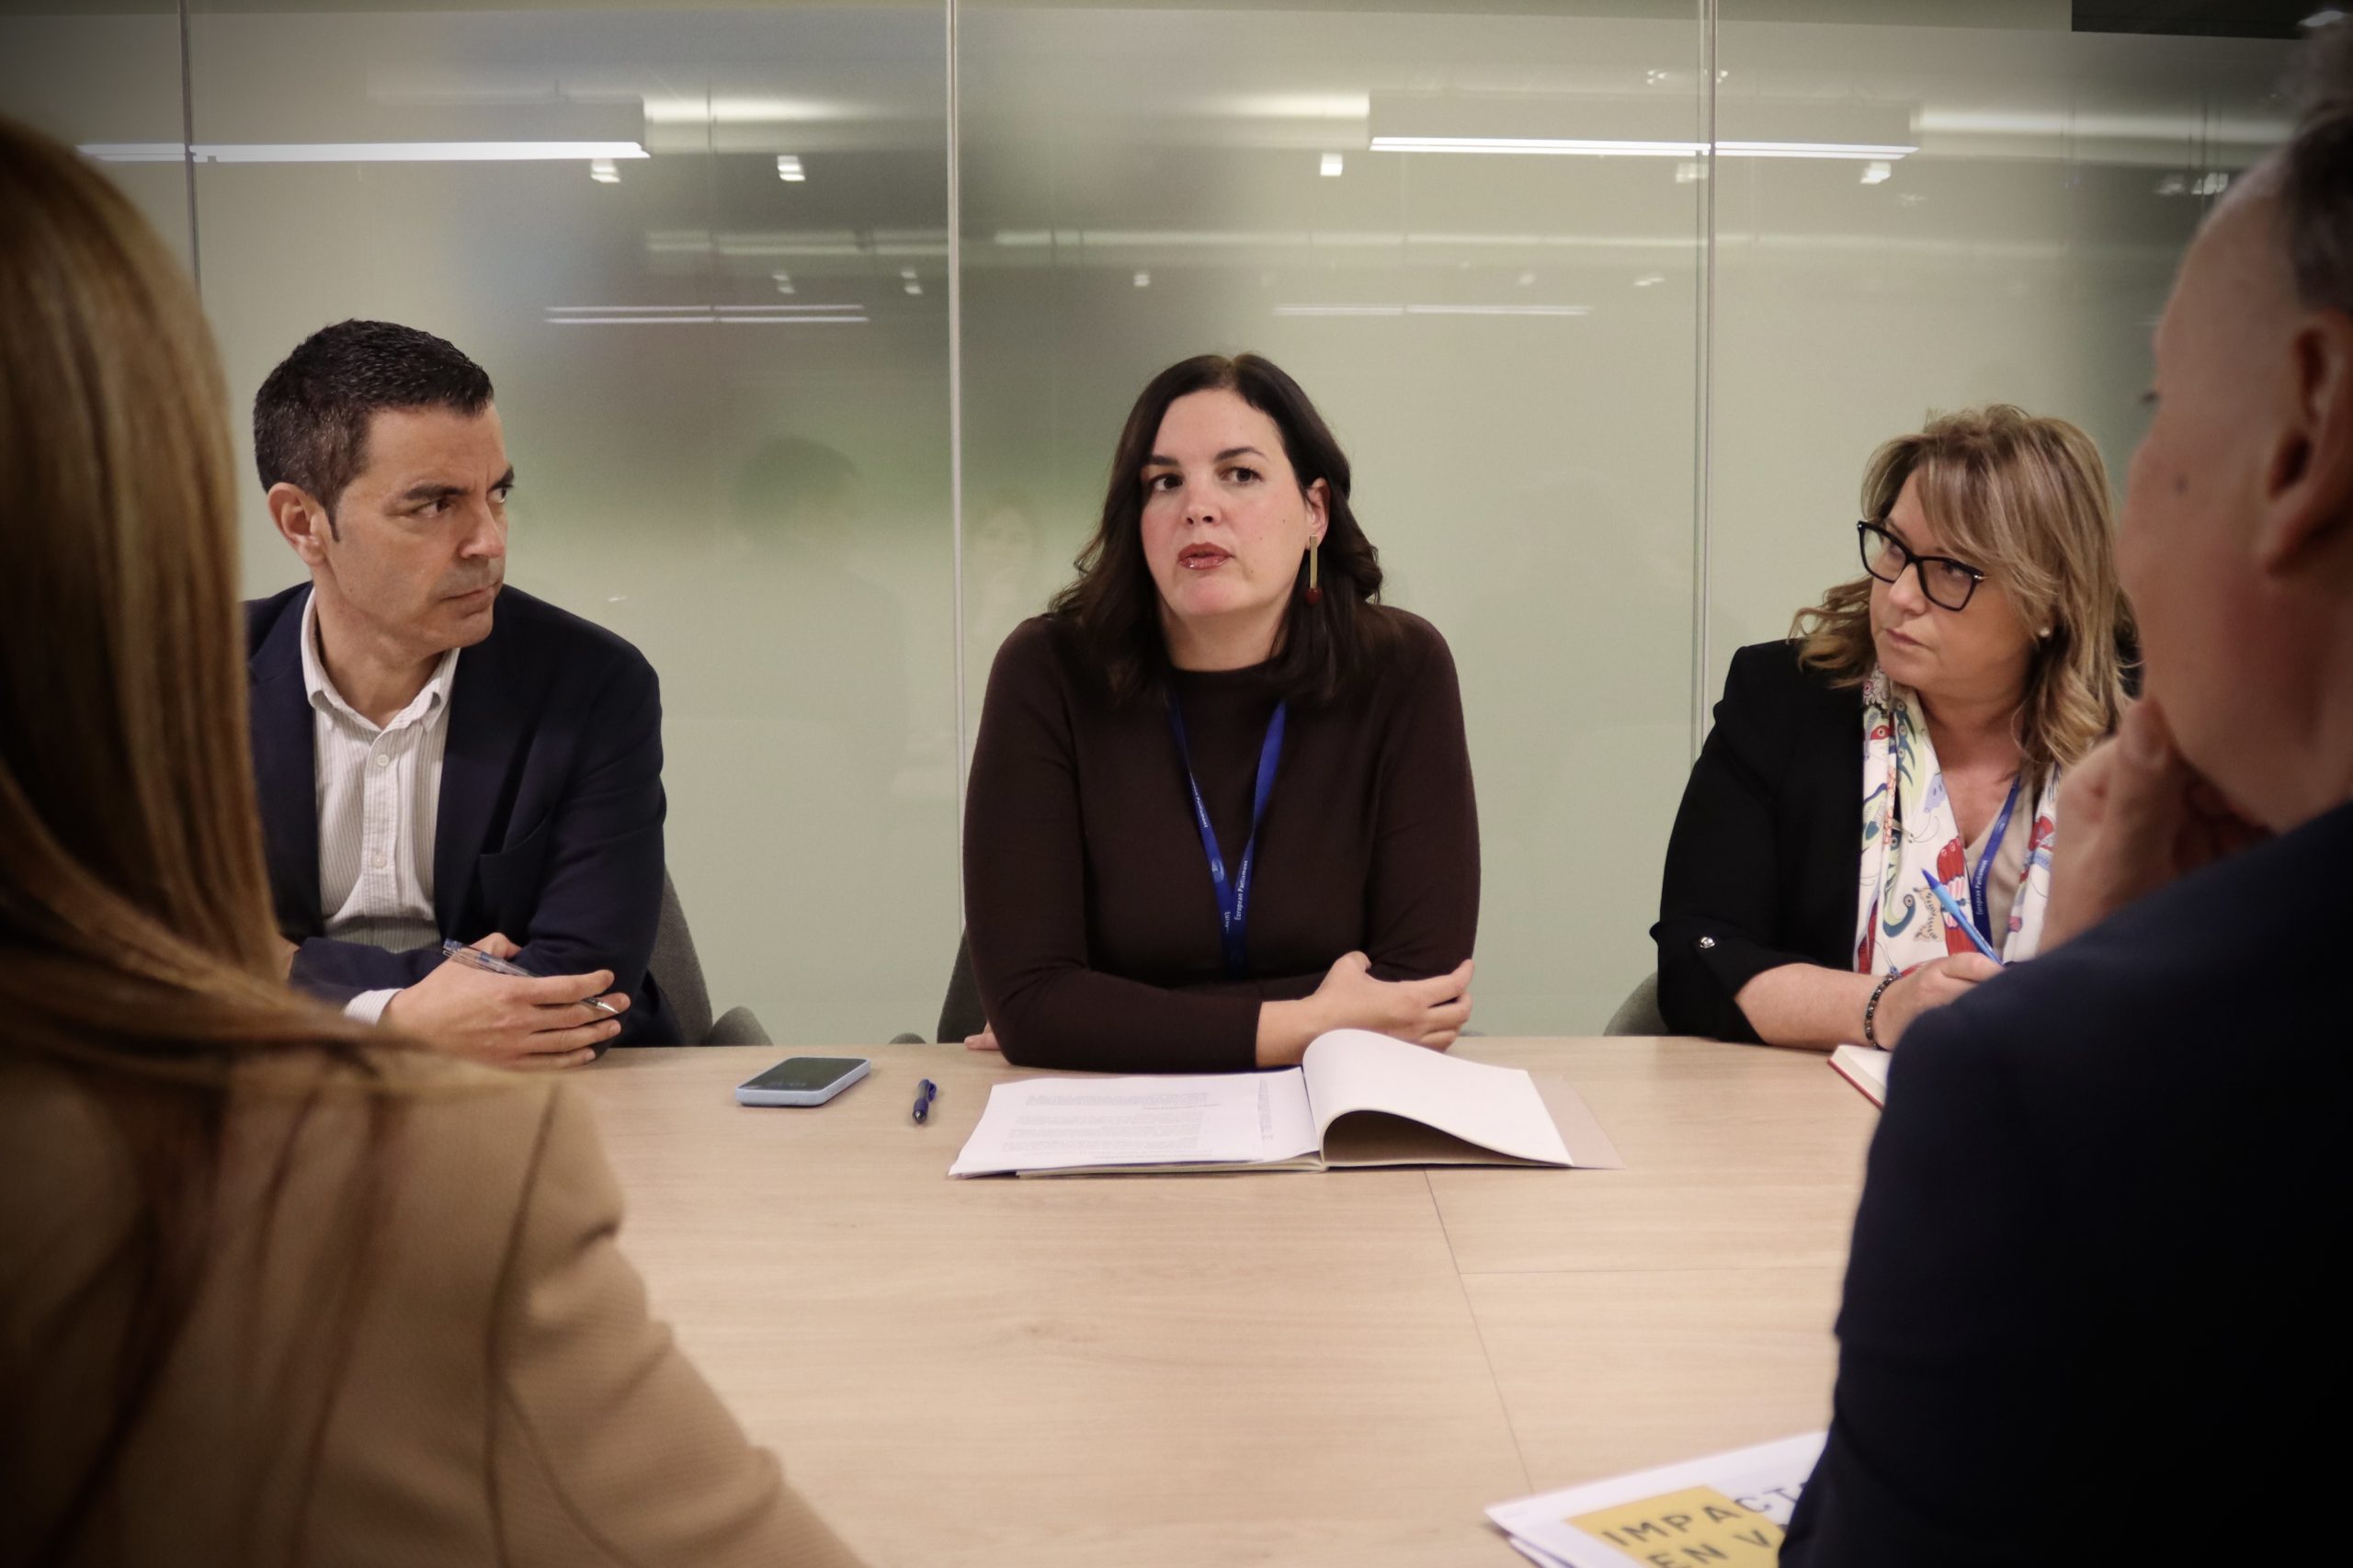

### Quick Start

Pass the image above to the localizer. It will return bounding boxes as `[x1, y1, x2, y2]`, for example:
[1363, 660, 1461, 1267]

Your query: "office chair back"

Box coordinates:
[651, 870, 771, 1045]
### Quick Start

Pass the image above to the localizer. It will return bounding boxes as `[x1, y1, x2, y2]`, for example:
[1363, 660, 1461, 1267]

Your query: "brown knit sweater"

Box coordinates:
[962, 608, 1480, 1073]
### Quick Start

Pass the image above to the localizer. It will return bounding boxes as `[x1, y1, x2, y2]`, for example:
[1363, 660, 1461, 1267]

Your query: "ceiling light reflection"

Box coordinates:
[1368, 136, 1915, 161]
[83, 141, 651, 164]
[1273, 303, 1591, 318]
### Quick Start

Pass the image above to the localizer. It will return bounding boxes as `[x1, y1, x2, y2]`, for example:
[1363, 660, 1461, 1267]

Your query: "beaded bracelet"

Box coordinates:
[1862, 972, 1900, 1049]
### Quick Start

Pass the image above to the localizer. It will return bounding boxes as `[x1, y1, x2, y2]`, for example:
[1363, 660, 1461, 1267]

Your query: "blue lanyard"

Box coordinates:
[1969, 772, 2027, 942]
[1165, 694, 1288, 980]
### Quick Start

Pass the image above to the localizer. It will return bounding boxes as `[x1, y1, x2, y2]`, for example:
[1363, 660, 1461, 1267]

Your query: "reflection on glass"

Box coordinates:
[0, 4, 191, 271]
[1709, 8, 2296, 698]
[961, 3, 1708, 1031]
[176, 2, 957, 1044]
[1, 0, 2304, 1040]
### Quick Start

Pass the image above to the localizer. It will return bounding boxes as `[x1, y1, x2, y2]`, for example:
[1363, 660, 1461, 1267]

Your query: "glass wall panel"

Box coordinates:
[960, 2, 1710, 1034]
[1708, 1, 2297, 690]
[10, 0, 2301, 1047]
[0, 3, 194, 274]
[184, 2, 957, 1044]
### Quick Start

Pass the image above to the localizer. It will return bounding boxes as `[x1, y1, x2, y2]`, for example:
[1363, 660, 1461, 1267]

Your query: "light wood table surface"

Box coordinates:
[575, 1038, 1878, 1568]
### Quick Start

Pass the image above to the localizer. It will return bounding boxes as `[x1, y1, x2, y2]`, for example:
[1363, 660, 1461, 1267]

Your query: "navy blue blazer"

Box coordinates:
[246, 583, 680, 1045]
[1781, 799, 2348, 1564]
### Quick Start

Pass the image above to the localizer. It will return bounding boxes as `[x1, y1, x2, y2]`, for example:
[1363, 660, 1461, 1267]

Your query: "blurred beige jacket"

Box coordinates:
[0, 1050, 865, 1568]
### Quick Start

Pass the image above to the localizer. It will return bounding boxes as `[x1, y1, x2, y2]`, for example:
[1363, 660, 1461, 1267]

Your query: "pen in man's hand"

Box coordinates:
[438, 937, 622, 1017]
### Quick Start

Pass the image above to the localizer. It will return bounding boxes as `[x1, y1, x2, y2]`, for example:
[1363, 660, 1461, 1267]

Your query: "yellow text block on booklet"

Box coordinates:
[1568, 1486, 1785, 1565]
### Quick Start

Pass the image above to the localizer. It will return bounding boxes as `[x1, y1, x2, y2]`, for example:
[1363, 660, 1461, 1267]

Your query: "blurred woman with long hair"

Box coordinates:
[0, 116, 861, 1568]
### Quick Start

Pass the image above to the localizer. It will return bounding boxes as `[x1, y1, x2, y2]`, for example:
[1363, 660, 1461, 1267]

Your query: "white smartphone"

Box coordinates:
[734, 1055, 870, 1108]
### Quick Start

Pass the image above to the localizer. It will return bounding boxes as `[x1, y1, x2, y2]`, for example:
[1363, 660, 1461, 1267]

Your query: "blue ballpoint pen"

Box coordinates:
[912, 1078, 938, 1125]
[1918, 869, 2004, 963]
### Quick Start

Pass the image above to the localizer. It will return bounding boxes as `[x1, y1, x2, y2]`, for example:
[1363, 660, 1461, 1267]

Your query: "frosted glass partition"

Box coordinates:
[960, 3, 1711, 1034]
[182, 2, 960, 1044]
[0, 2, 2302, 1040]
[1707, 6, 2295, 697]
[0, 4, 192, 274]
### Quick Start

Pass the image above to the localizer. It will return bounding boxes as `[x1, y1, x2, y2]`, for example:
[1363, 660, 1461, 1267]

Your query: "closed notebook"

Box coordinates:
[1829, 1043, 1889, 1108]
[949, 1029, 1622, 1178]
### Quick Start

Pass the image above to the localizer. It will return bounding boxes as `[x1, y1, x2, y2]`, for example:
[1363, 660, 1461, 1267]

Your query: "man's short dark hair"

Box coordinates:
[2281, 18, 2353, 317]
[252, 320, 493, 521]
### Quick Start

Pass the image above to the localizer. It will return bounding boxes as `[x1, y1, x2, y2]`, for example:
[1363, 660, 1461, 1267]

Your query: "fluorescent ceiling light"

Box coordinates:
[82, 141, 650, 165]
[1274, 303, 1591, 318]
[1369, 92, 1916, 165]
[1369, 135, 1913, 161]
[1372, 136, 1699, 157]
[543, 303, 865, 325]
[1723, 141, 1915, 161]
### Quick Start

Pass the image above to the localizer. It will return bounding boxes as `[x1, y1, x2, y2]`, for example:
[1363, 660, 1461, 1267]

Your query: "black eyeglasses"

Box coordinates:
[1857, 521, 1986, 612]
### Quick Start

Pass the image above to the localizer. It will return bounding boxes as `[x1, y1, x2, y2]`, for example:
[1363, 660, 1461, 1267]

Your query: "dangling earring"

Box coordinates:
[1305, 540, 1322, 606]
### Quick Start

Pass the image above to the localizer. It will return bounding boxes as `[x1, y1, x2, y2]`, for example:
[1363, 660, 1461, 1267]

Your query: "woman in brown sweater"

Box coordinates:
[963, 353, 1480, 1073]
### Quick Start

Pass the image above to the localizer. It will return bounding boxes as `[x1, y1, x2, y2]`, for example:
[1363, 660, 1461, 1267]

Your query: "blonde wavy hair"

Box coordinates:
[1792, 404, 2131, 781]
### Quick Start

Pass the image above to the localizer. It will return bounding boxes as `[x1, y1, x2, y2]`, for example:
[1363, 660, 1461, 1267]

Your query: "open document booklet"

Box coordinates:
[1486, 1431, 1825, 1567]
[949, 1029, 1624, 1178]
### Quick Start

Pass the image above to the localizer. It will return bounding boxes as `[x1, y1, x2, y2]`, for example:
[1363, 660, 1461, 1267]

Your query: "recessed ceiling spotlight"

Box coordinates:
[1320, 152, 1344, 177]
[1133, 270, 1151, 288]
[772, 270, 795, 295]
[776, 153, 805, 182]
[1860, 160, 1893, 186]
[588, 157, 620, 184]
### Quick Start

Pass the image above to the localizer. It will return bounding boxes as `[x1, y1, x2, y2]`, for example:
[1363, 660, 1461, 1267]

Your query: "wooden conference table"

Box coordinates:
[577, 1038, 1878, 1568]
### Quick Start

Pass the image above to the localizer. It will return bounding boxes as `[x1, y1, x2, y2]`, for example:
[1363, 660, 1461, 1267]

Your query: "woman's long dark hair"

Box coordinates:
[1049, 352, 1397, 705]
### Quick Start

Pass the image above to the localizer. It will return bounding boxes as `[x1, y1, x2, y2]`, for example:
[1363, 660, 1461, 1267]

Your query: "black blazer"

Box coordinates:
[1654, 641, 1863, 1042]
[246, 583, 680, 1044]
[1780, 798, 2349, 1563]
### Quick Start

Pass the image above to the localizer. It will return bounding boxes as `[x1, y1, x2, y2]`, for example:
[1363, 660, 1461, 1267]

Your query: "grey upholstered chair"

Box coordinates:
[1602, 971, 1669, 1036]
[649, 870, 770, 1045]
[935, 930, 984, 1044]
[882, 932, 979, 1047]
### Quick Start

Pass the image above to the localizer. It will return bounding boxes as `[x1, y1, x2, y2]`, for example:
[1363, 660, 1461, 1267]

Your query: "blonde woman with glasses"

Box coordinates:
[0, 119, 861, 1566]
[1654, 405, 2131, 1051]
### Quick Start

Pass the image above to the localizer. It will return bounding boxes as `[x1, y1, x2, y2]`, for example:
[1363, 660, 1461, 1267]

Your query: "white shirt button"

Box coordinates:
[374, 752, 392, 768]
[372, 851, 388, 870]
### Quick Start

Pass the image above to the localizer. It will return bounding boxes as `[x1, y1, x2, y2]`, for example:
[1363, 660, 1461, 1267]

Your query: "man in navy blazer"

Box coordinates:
[1781, 30, 2352, 1563]
[247, 320, 677, 1062]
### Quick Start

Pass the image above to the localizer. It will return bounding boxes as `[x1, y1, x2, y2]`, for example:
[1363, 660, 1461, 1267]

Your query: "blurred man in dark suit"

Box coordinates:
[1784, 26, 2353, 1563]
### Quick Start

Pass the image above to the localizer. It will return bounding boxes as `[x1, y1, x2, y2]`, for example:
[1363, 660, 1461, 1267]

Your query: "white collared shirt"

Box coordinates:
[300, 591, 460, 1022]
